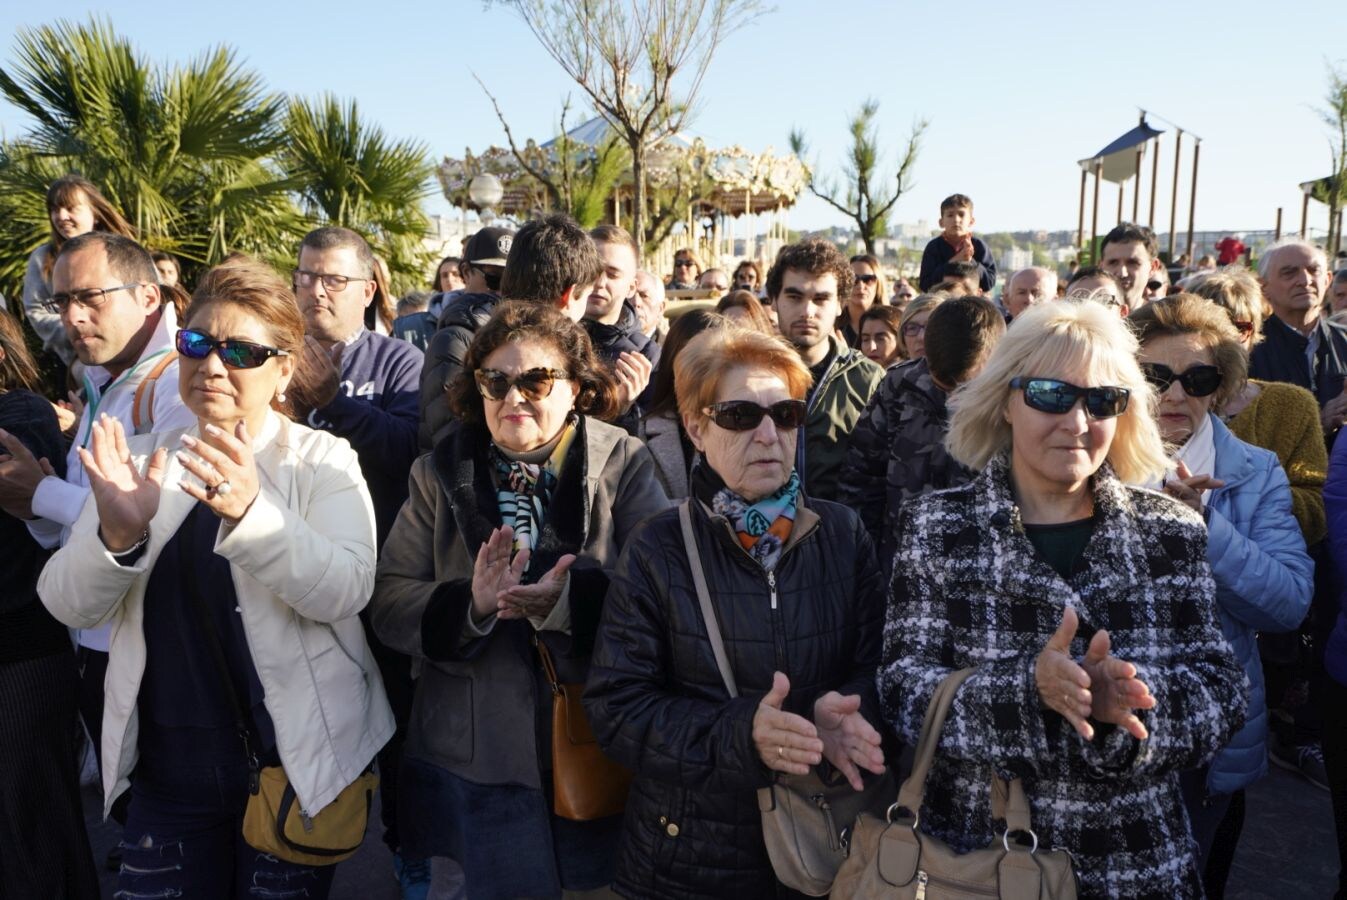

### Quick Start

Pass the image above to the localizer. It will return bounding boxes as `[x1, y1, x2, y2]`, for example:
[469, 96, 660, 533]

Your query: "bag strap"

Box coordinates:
[132, 350, 178, 435]
[534, 634, 562, 693]
[679, 500, 739, 698]
[895, 668, 1035, 834]
[176, 514, 263, 789]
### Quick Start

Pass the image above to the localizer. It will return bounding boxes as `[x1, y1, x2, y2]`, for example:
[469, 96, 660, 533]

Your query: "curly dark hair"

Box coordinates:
[765, 239, 855, 302]
[447, 301, 620, 424]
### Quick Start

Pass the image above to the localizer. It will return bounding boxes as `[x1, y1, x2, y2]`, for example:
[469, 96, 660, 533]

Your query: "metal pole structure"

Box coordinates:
[1337, 210, 1344, 255]
[1091, 161, 1102, 256]
[1133, 152, 1143, 221]
[1149, 137, 1160, 228]
[1301, 193, 1310, 237]
[1077, 168, 1088, 248]
[1275, 207, 1283, 240]
[1185, 140, 1201, 258]
[1117, 184, 1124, 225]
[1168, 130, 1183, 260]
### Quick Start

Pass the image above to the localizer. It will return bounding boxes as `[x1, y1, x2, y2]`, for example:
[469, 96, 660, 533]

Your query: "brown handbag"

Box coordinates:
[536, 636, 632, 821]
[830, 668, 1079, 899]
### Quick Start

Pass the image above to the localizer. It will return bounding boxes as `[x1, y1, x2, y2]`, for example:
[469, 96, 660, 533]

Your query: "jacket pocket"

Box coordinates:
[411, 666, 474, 766]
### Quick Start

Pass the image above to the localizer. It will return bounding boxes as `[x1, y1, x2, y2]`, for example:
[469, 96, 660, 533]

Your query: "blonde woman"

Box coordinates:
[879, 301, 1245, 899]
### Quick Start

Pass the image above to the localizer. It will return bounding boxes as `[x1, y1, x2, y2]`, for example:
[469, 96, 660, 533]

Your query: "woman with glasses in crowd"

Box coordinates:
[897, 293, 944, 361]
[667, 249, 702, 290]
[732, 258, 763, 295]
[371, 301, 667, 899]
[1130, 294, 1312, 898]
[1186, 268, 1327, 544]
[24, 174, 137, 366]
[839, 253, 887, 348]
[879, 300, 1245, 899]
[38, 259, 394, 899]
[586, 326, 888, 899]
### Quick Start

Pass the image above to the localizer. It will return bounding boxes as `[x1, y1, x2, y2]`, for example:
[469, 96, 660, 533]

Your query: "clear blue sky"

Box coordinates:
[2, 1, 1344, 238]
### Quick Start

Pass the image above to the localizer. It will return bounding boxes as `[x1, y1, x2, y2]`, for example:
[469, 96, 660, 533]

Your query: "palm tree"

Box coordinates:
[281, 95, 434, 293]
[0, 17, 302, 293]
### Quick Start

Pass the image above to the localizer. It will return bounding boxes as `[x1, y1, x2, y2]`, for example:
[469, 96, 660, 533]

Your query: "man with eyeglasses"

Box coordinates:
[666, 248, 701, 290]
[1098, 222, 1163, 314]
[292, 225, 428, 897]
[0, 231, 194, 853]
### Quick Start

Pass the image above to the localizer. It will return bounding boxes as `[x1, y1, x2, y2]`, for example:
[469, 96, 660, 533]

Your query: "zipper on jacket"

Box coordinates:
[767, 571, 777, 610]
[915, 871, 927, 900]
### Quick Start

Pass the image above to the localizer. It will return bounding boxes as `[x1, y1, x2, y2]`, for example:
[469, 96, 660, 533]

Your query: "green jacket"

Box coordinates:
[800, 336, 883, 501]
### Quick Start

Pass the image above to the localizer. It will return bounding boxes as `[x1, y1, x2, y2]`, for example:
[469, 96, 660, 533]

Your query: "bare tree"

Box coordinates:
[492, 0, 763, 251]
[790, 99, 928, 255]
[1318, 61, 1347, 255]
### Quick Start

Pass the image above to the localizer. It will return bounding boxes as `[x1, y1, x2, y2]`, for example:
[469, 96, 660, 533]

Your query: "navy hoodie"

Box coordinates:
[306, 329, 423, 549]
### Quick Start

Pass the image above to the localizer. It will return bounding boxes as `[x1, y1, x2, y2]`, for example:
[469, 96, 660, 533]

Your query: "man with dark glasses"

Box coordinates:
[1098, 222, 1164, 314]
[764, 239, 882, 501]
[0, 231, 194, 856]
[292, 226, 428, 897]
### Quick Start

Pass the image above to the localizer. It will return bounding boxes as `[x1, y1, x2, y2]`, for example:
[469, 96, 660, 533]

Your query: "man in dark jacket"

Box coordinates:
[838, 295, 1005, 565]
[766, 239, 882, 501]
[1250, 237, 1347, 434]
[417, 227, 513, 448]
[583, 225, 659, 434]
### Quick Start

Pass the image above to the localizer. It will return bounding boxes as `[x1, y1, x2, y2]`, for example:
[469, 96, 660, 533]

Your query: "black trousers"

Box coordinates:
[0, 648, 99, 898]
[1321, 674, 1347, 898]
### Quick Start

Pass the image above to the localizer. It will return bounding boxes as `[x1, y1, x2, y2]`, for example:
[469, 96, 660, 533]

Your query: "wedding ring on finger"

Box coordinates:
[206, 478, 232, 499]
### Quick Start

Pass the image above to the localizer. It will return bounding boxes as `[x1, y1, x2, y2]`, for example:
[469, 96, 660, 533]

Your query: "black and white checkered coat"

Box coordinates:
[879, 453, 1246, 900]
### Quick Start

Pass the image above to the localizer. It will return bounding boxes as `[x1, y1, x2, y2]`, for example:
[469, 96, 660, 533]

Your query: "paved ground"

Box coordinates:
[85, 765, 1336, 898]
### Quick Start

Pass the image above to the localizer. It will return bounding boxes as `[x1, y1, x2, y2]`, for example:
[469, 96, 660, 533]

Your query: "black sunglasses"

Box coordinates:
[474, 367, 569, 402]
[176, 329, 289, 369]
[854, 273, 878, 284]
[1010, 377, 1130, 419]
[1141, 362, 1222, 398]
[703, 399, 807, 432]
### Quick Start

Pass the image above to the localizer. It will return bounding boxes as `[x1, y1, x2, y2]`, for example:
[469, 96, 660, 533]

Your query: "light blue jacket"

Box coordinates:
[1202, 415, 1314, 795]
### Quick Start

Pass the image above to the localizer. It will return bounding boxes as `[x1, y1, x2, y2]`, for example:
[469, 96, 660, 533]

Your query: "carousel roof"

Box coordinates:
[438, 118, 808, 218]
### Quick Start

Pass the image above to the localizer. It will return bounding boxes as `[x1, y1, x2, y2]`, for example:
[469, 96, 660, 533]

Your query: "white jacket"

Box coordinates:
[38, 412, 395, 820]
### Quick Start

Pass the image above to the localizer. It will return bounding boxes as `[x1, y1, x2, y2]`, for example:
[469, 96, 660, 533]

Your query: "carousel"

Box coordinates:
[437, 116, 808, 279]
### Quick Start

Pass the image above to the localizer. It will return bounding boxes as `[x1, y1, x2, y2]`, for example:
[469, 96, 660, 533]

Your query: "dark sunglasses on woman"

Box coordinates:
[1009, 377, 1131, 418]
[474, 367, 569, 402]
[853, 274, 878, 284]
[703, 399, 807, 431]
[176, 329, 289, 369]
[1140, 362, 1222, 398]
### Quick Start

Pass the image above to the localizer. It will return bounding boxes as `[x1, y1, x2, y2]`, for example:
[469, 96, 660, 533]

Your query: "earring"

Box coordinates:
[276, 391, 287, 403]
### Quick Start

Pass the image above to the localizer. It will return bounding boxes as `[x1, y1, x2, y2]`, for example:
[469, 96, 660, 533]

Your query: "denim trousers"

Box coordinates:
[115, 752, 336, 900]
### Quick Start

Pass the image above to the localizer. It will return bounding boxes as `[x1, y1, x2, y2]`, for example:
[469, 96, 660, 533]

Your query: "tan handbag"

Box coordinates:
[679, 501, 895, 896]
[830, 668, 1078, 899]
[536, 636, 632, 821]
[242, 766, 377, 866]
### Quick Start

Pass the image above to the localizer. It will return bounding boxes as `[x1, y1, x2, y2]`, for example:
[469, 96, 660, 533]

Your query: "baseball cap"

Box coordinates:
[464, 227, 515, 267]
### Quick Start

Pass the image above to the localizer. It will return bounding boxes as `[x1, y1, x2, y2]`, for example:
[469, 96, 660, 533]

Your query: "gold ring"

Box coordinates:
[777, 746, 785, 760]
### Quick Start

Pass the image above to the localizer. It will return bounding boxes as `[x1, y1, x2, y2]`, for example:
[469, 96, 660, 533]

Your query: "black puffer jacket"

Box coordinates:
[583, 302, 661, 435]
[584, 490, 885, 900]
[417, 291, 499, 448]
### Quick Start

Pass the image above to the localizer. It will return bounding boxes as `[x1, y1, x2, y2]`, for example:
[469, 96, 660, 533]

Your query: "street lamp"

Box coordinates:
[468, 173, 504, 225]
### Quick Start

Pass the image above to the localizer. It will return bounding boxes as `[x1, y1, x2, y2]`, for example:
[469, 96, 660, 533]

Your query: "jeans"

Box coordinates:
[115, 752, 336, 900]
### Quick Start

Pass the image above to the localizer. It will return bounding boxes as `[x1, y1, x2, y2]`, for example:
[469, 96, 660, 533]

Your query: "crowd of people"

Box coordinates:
[0, 174, 1345, 900]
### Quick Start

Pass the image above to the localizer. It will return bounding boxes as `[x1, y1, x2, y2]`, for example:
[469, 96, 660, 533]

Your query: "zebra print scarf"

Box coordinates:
[490, 423, 577, 557]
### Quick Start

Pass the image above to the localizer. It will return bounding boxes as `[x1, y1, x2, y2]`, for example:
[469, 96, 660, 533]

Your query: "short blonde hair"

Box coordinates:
[946, 300, 1169, 485]
[675, 327, 812, 425]
[1184, 267, 1267, 346]
[1127, 292, 1249, 411]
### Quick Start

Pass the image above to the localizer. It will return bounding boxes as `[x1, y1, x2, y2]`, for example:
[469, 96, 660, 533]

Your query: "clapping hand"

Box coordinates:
[176, 422, 261, 524]
[1162, 460, 1223, 514]
[613, 351, 653, 414]
[814, 691, 887, 791]
[1035, 606, 1153, 741]
[470, 525, 576, 623]
[753, 672, 824, 776]
[78, 415, 167, 552]
[0, 427, 56, 520]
